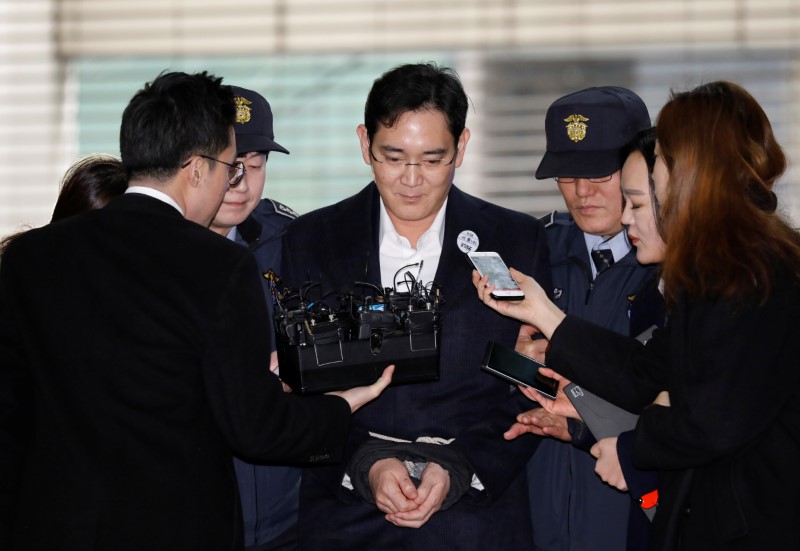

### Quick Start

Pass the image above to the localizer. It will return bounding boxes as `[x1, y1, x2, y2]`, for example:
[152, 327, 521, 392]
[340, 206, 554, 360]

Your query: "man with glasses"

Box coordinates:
[0, 71, 393, 550]
[181, 153, 246, 189]
[208, 85, 302, 551]
[279, 62, 551, 550]
[517, 86, 656, 551]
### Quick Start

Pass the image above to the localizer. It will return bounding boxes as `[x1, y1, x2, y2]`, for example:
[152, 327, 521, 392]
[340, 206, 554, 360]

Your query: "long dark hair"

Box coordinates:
[1, 154, 128, 254]
[51, 154, 127, 222]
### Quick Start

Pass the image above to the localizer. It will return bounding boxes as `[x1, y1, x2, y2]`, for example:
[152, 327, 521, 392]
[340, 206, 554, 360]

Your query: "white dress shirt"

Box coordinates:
[378, 198, 447, 292]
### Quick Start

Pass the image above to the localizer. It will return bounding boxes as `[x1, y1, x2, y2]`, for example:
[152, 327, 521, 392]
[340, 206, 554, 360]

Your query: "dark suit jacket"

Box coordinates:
[547, 268, 800, 550]
[0, 193, 351, 551]
[280, 184, 551, 550]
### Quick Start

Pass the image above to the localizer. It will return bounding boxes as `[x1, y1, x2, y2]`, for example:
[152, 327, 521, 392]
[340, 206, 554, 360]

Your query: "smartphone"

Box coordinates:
[480, 341, 558, 400]
[467, 251, 524, 301]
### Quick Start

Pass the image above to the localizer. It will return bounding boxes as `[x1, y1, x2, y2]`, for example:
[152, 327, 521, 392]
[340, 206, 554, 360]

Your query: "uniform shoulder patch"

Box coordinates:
[268, 199, 298, 220]
[539, 210, 556, 228]
[539, 210, 573, 228]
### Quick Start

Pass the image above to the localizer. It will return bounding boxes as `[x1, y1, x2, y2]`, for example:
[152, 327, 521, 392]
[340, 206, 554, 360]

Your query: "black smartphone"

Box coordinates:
[467, 251, 524, 301]
[480, 341, 558, 399]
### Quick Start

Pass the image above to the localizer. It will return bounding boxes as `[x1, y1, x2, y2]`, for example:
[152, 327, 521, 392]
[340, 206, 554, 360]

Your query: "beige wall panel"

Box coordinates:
[0, 0, 62, 236]
[1, 0, 799, 235]
[52, 0, 800, 56]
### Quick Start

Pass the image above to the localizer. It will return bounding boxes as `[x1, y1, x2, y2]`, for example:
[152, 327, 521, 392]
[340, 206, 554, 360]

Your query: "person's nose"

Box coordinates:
[621, 203, 633, 226]
[233, 173, 250, 192]
[574, 178, 593, 197]
[400, 163, 423, 186]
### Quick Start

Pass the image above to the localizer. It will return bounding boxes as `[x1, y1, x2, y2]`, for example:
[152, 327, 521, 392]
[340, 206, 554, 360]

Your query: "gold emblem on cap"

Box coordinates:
[234, 96, 252, 124]
[564, 114, 589, 142]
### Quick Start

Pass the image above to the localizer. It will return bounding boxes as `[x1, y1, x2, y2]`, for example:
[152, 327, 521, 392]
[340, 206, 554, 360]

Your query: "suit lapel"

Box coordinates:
[435, 186, 499, 300]
[329, 184, 497, 297]
[322, 184, 382, 290]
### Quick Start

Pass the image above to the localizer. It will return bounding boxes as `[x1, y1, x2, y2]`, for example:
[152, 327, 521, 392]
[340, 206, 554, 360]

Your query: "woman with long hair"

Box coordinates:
[476, 81, 800, 550]
[50, 154, 127, 222]
[1, 154, 127, 254]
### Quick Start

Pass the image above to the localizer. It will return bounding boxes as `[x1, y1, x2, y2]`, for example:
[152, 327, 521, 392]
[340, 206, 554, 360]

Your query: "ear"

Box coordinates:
[356, 124, 372, 166]
[454, 128, 471, 169]
[182, 156, 202, 188]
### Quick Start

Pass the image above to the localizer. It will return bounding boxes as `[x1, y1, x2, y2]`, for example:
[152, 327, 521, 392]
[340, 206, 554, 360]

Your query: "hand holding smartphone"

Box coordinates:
[480, 341, 558, 400]
[467, 251, 524, 301]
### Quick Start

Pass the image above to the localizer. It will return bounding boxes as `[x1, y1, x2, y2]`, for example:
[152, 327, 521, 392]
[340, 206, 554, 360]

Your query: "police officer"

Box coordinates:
[523, 87, 658, 551]
[209, 86, 300, 551]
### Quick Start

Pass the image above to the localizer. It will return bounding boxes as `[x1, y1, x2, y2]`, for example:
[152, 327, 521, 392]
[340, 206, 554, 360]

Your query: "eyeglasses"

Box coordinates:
[369, 147, 457, 173]
[182, 155, 245, 187]
[554, 175, 614, 184]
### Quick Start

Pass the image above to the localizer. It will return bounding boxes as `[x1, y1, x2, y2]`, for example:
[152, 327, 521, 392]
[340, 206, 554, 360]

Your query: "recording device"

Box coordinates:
[563, 383, 638, 440]
[562, 325, 654, 451]
[267, 265, 442, 395]
[467, 251, 524, 300]
[480, 341, 558, 400]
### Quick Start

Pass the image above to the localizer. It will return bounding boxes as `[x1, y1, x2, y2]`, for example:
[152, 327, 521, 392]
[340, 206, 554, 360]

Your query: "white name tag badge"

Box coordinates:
[457, 230, 479, 253]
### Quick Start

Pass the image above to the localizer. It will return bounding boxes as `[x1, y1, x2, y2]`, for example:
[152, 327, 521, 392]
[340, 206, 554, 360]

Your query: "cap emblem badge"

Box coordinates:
[234, 96, 252, 124]
[564, 114, 589, 142]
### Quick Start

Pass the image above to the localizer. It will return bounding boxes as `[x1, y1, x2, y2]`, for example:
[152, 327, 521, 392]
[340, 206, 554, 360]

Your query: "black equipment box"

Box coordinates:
[269, 272, 442, 395]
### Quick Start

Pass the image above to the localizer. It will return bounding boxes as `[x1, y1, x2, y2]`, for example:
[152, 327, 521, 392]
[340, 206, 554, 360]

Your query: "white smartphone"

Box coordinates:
[467, 251, 525, 301]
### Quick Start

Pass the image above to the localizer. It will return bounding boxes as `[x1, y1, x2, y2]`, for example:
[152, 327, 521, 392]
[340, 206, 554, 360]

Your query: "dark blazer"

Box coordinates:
[280, 184, 551, 550]
[546, 269, 800, 550]
[0, 193, 351, 551]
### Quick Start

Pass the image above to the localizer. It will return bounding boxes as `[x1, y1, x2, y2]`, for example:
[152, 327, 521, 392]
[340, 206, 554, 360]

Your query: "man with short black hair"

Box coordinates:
[280, 62, 551, 550]
[0, 71, 390, 551]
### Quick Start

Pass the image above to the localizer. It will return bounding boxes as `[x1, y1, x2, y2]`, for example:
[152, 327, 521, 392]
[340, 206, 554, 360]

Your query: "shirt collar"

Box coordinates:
[378, 197, 448, 249]
[583, 230, 631, 263]
[125, 186, 185, 216]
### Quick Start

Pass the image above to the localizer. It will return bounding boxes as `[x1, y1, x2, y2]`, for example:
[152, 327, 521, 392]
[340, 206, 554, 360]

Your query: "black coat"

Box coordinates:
[280, 184, 552, 550]
[546, 269, 800, 550]
[0, 193, 351, 551]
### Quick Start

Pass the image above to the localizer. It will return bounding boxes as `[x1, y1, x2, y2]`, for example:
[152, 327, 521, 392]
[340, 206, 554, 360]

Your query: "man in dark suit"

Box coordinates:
[0, 71, 391, 551]
[280, 63, 551, 550]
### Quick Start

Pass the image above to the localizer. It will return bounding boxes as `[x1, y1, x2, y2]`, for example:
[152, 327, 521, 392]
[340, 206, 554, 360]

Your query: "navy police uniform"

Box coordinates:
[528, 212, 659, 551]
[237, 198, 298, 317]
[232, 198, 302, 550]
